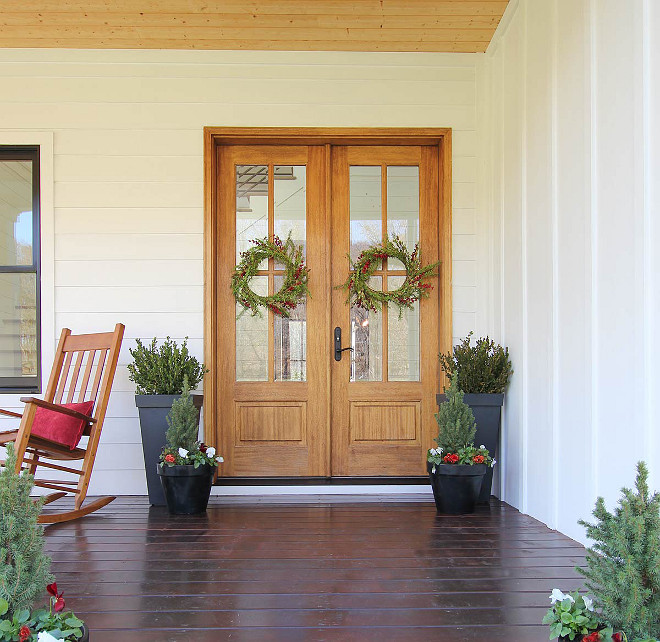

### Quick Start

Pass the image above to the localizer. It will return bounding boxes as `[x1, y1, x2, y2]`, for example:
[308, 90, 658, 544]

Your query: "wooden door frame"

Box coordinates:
[203, 127, 452, 464]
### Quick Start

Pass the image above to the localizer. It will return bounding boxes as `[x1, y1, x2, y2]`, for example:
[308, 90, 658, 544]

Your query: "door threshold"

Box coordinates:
[214, 476, 429, 486]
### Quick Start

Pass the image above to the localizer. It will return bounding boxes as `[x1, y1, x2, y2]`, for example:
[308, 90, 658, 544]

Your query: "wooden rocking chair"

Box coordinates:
[0, 323, 124, 523]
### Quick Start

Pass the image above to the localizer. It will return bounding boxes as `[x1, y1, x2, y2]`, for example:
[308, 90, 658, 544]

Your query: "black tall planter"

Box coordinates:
[428, 463, 487, 514]
[436, 392, 504, 502]
[135, 394, 203, 506]
[157, 463, 214, 515]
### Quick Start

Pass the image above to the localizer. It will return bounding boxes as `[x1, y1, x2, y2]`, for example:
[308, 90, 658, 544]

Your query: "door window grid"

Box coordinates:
[235, 164, 307, 382]
[349, 165, 420, 383]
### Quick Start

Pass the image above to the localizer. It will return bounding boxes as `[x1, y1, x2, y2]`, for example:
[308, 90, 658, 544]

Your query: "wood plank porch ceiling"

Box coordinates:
[0, 0, 509, 53]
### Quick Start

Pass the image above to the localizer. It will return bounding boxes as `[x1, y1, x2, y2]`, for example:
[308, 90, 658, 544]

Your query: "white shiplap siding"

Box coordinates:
[0, 49, 481, 496]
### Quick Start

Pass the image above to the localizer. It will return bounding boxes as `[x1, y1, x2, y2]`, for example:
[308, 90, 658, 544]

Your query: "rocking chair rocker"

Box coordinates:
[0, 323, 124, 523]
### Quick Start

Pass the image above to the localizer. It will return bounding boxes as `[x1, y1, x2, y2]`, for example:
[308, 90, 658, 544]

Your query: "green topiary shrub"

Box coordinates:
[128, 336, 208, 395]
[164, 378, 199, 453]
[0, 444, 53, 617]
[577, 462, 660, 640]
[439, 332, 513, 394]
[433, 374, 476, 455]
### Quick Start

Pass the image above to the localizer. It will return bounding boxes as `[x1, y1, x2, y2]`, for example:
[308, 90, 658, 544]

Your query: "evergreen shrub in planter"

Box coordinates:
[128, 337, 208, 505]
[543, 462, 660, 642]
[437, 333, 513, 502]
[0, 445, 88, 641]
[427, 375, 494, 515]
[157, 382, 223, 515]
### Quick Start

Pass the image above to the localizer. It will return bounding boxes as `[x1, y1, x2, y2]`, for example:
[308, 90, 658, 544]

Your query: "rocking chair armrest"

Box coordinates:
[19, 397, 97, 424]
[0, 408, 22, 418]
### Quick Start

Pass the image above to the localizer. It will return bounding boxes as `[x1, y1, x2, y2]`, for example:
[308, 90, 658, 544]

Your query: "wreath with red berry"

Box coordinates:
[338, 236, 439, 316]
[231, 235, 310, 318]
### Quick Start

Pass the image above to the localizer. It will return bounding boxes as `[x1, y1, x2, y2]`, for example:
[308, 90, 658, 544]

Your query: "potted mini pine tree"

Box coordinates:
[427, 375, 495, 515]
[129, 337, 208, 506]
[1, 444, 88, 641]
[437, 332, 513, 501]
[542, 462, 660, 641]
[156, 380, 223, 515]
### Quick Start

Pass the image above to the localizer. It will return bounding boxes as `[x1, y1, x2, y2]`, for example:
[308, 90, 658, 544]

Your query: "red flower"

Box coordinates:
[473, 455, 485, 464]
[164, 454, 175, 463]
[47, 581, 66, 612]
[19, 625, 30, 642]
[443, 453, 459, 464]
[611, 634, 623, 642]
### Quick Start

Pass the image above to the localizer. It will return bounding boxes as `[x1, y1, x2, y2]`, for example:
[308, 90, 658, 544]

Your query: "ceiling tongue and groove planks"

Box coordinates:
[0, 0, 509, 52]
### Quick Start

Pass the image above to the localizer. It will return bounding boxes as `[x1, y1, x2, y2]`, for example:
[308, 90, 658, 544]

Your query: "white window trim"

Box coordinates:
[0, 131, 54, 406]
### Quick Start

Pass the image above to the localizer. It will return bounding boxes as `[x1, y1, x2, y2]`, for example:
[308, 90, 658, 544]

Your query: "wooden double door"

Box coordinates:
[212, 135, 449, 478]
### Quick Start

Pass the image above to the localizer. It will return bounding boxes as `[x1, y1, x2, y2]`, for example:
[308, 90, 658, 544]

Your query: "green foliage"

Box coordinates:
[337, 235, 439, 316]
[128, 336, 207, 395]
[577, 462, 660, 640]
[433, 374, 476, 455]
[0, 602, 84, 641]
[164, 379, 199, 453]
[232, 234, 309, 318]
[542, 591, 600, 640]
[439, 332, 513, 394]
[0, 444, 52, 618]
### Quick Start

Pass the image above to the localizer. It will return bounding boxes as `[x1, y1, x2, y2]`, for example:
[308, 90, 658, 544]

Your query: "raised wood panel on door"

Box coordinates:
[216, 145, 329, 477]
[330, 145, 440, 477]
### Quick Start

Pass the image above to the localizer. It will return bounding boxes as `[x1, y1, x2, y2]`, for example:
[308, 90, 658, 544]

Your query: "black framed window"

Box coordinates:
[0, 146, 40, 392]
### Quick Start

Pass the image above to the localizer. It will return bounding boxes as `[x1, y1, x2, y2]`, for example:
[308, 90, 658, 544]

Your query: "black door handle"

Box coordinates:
[334, 327, 354, 361]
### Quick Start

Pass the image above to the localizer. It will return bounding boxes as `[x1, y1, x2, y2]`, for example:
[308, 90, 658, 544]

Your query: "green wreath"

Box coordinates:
[338, 236, 439, 315]
[231, 235, 309, 318]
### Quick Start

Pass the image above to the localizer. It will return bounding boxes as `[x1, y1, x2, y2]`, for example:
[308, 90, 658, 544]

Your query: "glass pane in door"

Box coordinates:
[387, 166, 419, 270]
[350, 276, 383, 382]
[236, 165, 268, 267]
[387, 275, 420, 381]
[349, 166, 382, 264]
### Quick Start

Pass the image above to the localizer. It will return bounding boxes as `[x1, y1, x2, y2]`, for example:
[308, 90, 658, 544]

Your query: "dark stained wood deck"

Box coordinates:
[42, 496, 587, 641]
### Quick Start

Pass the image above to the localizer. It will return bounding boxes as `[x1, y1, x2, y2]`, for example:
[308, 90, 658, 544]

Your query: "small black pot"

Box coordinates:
[428, 463, 487, 514]
[135, 394, 203, 506]
[79, 623, 89, 641]
[436, 393, 504, 502]
[157, 463, 214, 515]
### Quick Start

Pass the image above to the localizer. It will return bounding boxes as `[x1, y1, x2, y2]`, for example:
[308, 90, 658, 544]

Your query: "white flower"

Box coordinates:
[216, 456, 224, 463]
[38, 633, 63, 642]
[178, 447, 189, 458]
[431, 466, 436, 474]
[480, 445, 486, 450]
[583, 596, 594, 611]
[206, 446, 216, 457]
[549, 589, 574, 604]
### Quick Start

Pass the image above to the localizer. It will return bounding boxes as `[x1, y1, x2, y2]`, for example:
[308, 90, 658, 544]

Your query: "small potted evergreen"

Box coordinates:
[543, 462, 660, 642]
[156, 381, 223, 515]
[438, 332, 513, 501]
[0, 444, 88, 641]
[128, 337, 207, 505]
[427, 375, 495, 514]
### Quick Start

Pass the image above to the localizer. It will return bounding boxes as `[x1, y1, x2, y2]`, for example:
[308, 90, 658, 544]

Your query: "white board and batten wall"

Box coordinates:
[484, 0, 660, 542]
[0, 49, 484, 497]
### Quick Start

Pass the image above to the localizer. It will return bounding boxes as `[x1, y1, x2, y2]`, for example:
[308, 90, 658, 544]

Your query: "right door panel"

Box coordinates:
[330, 146, 441, 476]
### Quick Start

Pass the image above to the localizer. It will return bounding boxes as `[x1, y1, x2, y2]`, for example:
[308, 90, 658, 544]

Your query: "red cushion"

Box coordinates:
[30, 401, 95, 450]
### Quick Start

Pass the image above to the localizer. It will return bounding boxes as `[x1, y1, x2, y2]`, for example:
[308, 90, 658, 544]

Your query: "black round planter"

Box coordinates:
[436, 393, 504, 502]
[428, 463, 487, 514]
[135, 394, 203, 506]
[79, 623, 90, 641]
[157, 463, 214, 515]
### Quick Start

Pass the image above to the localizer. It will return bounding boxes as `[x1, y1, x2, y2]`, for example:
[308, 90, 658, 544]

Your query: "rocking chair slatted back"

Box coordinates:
[0, 323, 125, 524]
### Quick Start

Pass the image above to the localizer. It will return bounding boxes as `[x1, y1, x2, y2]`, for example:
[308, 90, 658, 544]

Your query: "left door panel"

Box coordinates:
[216, 145, 329, 477]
